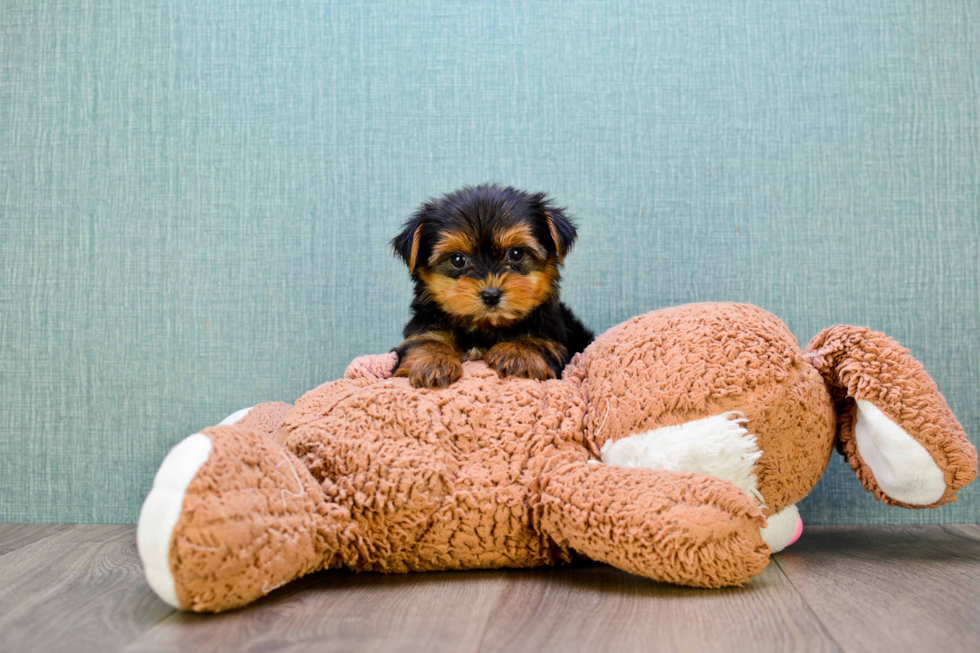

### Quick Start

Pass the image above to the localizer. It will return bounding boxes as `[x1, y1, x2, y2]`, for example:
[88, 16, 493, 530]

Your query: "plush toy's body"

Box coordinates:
[138, 303, 976, 612]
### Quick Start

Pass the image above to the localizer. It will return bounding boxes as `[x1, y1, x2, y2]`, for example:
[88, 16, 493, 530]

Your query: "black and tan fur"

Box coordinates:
[391, 185, 594, 388]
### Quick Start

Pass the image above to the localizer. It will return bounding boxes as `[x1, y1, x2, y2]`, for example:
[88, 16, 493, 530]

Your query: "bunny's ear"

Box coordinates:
[804, 325, 977, 508]
[542, 206, 577, 265]
[391, 217, 425, 274]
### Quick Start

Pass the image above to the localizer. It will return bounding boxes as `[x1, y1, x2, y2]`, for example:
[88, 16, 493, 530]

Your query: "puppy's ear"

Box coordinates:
[543, 207, 577, 265]
[392, 217, 425, 274]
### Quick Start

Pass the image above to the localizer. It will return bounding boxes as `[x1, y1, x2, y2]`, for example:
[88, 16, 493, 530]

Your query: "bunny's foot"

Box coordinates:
[138, 415, 350, 612]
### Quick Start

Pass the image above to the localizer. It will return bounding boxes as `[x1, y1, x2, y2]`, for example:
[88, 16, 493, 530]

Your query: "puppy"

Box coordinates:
[391, 184, 594, 388]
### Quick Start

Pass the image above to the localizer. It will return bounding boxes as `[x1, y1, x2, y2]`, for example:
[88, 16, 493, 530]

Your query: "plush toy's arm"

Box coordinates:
[533, 453, 770, 588]
[805, 326, 977, 508]
[345, 352, 399, 381]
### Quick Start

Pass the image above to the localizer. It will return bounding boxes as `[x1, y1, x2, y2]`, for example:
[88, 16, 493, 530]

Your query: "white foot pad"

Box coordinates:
[760, 504, 802, 552]
[137, 433, 213, 608]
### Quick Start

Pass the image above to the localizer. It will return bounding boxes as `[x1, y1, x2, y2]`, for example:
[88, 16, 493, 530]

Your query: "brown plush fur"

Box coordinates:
[156, 302, 976, 612]
[571, 303, 839, 516]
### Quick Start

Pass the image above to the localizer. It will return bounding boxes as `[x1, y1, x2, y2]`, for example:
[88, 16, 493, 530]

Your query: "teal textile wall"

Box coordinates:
[1, 1, 977, 524]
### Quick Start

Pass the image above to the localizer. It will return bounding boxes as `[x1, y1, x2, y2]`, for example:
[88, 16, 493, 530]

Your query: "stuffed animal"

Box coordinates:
[137, 302, 977, 612]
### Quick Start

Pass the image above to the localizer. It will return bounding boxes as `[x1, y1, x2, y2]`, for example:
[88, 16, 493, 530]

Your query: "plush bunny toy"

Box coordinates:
[137, 303, 976, 612]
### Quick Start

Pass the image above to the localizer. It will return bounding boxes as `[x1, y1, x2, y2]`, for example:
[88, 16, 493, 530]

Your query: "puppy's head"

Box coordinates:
[392, 184, 578, 328]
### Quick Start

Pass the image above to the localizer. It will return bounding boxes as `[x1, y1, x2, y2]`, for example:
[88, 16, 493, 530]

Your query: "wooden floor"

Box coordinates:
[1, 524, 979, 652]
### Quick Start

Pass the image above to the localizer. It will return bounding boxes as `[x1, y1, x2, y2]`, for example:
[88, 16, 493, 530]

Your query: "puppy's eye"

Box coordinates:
[450, 253, 467, 269]
[506, 247, 524, 263]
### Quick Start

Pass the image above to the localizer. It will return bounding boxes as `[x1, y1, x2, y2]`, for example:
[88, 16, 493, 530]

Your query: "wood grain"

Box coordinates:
[773, 525, 980, 653]
[0, 525, 173, 653]
[0, 523, 72, 556]
[940, 523, 980, 542]
[122, 561, 838, 653]
[475, 561, 839, 653]
[121, 568, 510, 653]
[1, 524, 979, 652]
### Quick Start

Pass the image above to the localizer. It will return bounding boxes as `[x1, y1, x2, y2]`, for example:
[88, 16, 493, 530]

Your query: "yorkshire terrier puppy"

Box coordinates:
[391, 184, 594, 388]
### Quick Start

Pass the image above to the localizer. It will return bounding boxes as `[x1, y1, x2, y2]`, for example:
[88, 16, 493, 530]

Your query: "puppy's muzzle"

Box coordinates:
[480, 287, 503, 307]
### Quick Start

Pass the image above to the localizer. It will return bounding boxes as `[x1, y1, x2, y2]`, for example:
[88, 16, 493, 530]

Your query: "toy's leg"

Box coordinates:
[598, 412, 803, 553]
[138, 424, 350, 612]
[535, 454, 770, 588]
[805, 326, 977, 508]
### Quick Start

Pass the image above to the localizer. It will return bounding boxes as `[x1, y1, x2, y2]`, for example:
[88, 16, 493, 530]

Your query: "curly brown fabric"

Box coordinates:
[277, 363, 587, 573]
[234, 401, 292, 438]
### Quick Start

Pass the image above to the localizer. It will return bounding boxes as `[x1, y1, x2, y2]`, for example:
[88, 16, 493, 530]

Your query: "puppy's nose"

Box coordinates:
[480, 287, 503, 307]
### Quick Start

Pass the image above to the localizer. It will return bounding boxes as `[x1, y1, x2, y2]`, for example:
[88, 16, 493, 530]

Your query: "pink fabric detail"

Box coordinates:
[788, 516, 803, 547]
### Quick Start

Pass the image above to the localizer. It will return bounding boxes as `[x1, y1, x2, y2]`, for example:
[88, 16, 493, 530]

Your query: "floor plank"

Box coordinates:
[123, 561, 836, 653]
[940, 523, 980, 542]
[121, 568, 510, 653]
[0, 523, 73, 556]
[0, 525, 174, 653]
[1, 524, 978, 653]
[474, 560, 838, 653]
[773, 525, 980, 653]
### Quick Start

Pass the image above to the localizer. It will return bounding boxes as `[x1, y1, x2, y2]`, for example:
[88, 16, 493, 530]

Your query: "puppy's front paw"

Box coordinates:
[410, 356, 463, 388]
[394, 346, 463, 388]
[485, 341, 556, 381]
